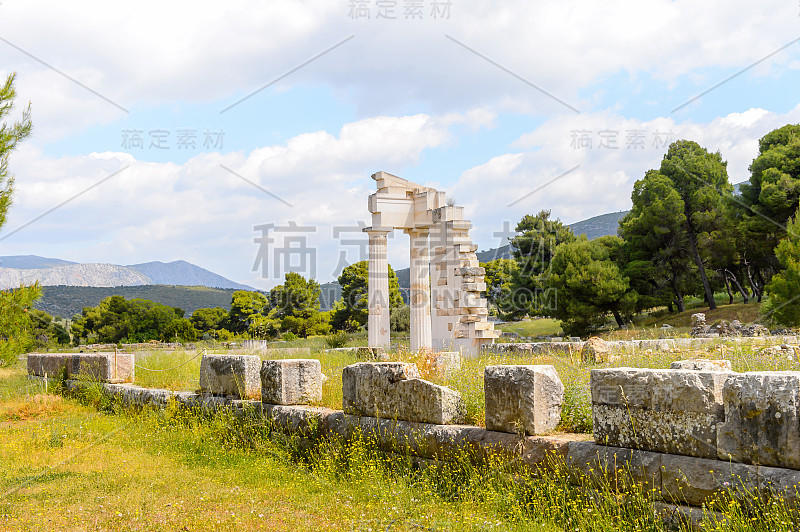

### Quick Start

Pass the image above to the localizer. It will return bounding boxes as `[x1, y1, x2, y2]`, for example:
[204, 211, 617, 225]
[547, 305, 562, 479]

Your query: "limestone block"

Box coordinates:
[581, 337, 608, 364]
[261, 359, 323, 405]
[27, 353, 70, 378]
[566, 441, 661, 492]
[342, 362, 465, 424]
[759, 466, 800, 507]
[27, 352, 134, 383]
[262, 347, 312, 357]
[591, 368, 730, 459]
[430, 351, 462, 374]
[670, 359, 732, 372]
[199, 354, 261, 399]
[661, 454, 757, 507]
[484, 365, 563, 435]
[717, 372, 800, 469]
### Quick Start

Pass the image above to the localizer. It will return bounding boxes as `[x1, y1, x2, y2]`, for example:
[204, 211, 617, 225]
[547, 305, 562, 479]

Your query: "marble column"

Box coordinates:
[407, 227, 432, 352]
[365, 228, 391, 348]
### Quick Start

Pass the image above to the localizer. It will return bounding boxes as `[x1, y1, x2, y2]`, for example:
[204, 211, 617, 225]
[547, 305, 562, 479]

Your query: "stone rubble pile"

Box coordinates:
[690, 313, 772, 337]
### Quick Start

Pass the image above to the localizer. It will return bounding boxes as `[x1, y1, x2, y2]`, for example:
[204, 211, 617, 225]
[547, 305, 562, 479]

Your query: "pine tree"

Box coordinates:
[763, 209, 800, 326]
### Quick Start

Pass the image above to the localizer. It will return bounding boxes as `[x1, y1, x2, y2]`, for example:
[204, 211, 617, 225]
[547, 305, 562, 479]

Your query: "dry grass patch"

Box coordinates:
[0, 394, 66, 422]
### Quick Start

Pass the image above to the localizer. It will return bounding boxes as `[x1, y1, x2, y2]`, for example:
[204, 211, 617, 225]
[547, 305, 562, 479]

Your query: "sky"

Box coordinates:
[1, 0, 800, 290]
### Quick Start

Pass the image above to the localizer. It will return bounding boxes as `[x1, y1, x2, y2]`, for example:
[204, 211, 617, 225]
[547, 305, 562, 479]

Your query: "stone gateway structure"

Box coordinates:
[364, 171, 499, 355]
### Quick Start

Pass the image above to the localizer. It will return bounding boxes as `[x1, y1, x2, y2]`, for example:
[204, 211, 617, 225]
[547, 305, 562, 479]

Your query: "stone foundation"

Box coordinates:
[27, 352, 134, 383]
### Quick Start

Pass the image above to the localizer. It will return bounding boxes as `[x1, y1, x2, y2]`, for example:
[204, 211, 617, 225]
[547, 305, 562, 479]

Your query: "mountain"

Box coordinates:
[127, 260, 253, 290]
[0, 255, 77, 269]
[0, 263, 151, 290]
[476, 245, 512, 262]
[0, 256, 254, 291]
[567, 211, 628, 240]
[35, 285, 239, 318]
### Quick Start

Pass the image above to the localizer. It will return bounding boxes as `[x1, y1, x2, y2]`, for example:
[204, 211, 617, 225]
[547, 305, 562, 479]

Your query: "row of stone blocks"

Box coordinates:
[55, 376, 800, 511]
[198, 355, 324, 405]
[592, 360, 800, 471]
[487, 335, 800, 354]
[27, 352, 135, 383]
[198, 355, 565, 434]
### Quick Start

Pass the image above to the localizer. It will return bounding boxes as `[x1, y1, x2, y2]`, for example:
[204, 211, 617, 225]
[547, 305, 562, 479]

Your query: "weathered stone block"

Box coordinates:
[566, 441, 661, 492]
[661, 454, 757, 507]
[260, 359, 323, 405]
[581, 337, 608, 364]
[591, 368, 730, 458]
[27, 352, 134, 383]
[484, 365, 563, 435]
[717, 372, 800, 469]
[431, 351, 462, 375]
[670, 359, 732, 372]
[759, 466, 800, 507]
[342, 362, 464, 424]
[199, 354, 261, 399]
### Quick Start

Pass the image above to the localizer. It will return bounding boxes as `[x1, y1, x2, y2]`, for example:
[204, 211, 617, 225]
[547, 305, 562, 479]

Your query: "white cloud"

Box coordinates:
[2, 0, 799, 142]
[1, 112, 457, 288]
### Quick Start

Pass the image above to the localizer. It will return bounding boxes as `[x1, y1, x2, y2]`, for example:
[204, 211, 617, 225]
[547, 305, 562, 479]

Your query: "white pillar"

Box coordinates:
[365, 228, 391, 348]
[408, 227, 432, 352]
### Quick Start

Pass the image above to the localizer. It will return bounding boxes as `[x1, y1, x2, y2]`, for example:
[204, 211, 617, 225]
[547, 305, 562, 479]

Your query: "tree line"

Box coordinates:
[483, 128, 800, 335]
[68, 263, 410, 345]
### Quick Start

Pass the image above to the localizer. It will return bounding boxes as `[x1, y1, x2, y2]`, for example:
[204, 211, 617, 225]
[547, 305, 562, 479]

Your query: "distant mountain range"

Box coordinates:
[0, 257, 254, 291]
[36, 285, 238, 318]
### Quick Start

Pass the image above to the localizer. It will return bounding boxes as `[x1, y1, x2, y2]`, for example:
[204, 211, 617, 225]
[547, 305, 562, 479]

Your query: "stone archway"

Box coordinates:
[364, 171, 498, 356]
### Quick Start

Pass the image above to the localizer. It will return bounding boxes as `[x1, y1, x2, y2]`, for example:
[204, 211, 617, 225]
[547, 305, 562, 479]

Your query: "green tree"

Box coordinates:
[161, 318, 198, 342]
[657, 140, 732, 310]
[739, 124, 800, 299]
[619, 170, 696, 312]
[227, 290, 269, 333]
[546, 236, 637, 336]
[28, 309, 71, 349]
[0, 73, 32, 230]
[70, 296, 186, 344]
[190, 307, 228, 333]
[509, 210, 576, 318]
[270, 272, 321, 320]
[331, 261, 403, 331]
[270, 272, 328, 338]
[763, 209, 800, 326]
[481, 258, 519, 319]
[0, 72, 36, 365]
[390, 304, 410, 332]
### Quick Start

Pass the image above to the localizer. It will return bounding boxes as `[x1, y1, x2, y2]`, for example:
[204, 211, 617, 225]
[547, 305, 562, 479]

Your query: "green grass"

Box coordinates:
[496, 318, 563, 338]
[3, 359, 800, 531]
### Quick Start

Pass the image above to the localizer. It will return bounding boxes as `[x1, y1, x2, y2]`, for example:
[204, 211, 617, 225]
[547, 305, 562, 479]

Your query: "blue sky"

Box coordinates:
[1, 0, 800, 289]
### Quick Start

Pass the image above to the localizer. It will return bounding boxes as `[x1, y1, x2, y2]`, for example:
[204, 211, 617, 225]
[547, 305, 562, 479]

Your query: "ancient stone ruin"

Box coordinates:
[26, 345, 800, 523]
[365, 171, 499, 355]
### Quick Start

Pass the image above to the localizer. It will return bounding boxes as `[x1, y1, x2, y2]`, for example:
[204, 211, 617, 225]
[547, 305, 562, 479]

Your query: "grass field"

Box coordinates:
[4, 343, 800, 531]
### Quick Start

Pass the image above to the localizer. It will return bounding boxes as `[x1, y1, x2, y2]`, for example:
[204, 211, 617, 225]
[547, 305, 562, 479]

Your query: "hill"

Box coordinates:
[127, 260, 253, 290]
[0, 263, 150, 290]
[567, 211, 628, 240]
[0, 256, 254, 291]
[0, 255, 77, 269]
[35, 285, 241, 319]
